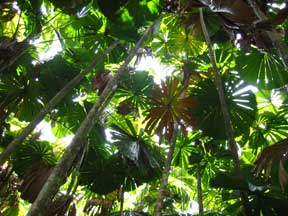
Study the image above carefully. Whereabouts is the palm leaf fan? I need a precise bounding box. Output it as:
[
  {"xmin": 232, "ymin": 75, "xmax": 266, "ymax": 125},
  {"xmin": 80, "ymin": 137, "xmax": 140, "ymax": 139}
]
[
  {"xmin": 190, "ymin": 71, "xmax": 257, "ymax": 140},
  {"xmin": 78, "ymin": 124, "xmax": 116, "ymax": 195},
  {"xmin": 236, "ymin": 48, "xmax": 288, "ymax": 90},
  {"xmin": 144, "ymin": 77, "xmax": 197, "ymax": 140},
  {"xmin": 172, "ymin": 131, "xmax": 202, "ymax": 169},
  {"xmin": 115, "ymin": 71, "xmax": 154, "ymax": 115},
  {"xmin": 254, "ymin": 137, "xmax": 288, "ymax": 191},
  {"xmin": 78, "ymin": 150, "xmax": 126, "ymax": 195},
  {"xmin": 247, "ymin": 111, "xmax": 288, "ymax": 153},
  {"xmin": 110, "ymin": 118, "xmax": 165, "ymax": 188},
  {"xmin": 39, "ymin": 55, "xmax": 80, "ymax": 103},
  {"xmin": 12, "ymin": 140, "xmax": 58, "ymax": 202}
]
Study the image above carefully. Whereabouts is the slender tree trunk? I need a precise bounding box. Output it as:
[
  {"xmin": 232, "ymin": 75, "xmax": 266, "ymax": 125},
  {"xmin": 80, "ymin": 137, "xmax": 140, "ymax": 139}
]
[
  {"xmin": 119, "ymin": 184, "xmax": 125, "ymax": 216},
  {"xmin": 154, "ymin": 125, "xmax": 177, "ymax": 216},
  {"xmin": 0, "ymin": 41, "xmax": 119, "ymax": 166},
  {"xmin": 196, "ymin": 163, "xmax": 204, "ymax": 215},
  {"xmin": 26, "ymin": 23, "xmax": 155, "ymax": 216},
  {"xmin": 199, "ymin": 8, "xmax": 252, "ymax": 216},
  {"xmin": 154, "ymin": 65, "xmax": 192, "ymax": 215},
  {"xmin": 246, "ymin": 0, "xmax": 288, "ymax": 69}
]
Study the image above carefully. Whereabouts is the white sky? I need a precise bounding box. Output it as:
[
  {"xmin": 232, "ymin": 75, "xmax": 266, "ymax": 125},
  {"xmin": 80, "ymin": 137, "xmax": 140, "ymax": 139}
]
[
  {"xmin": 35, "ymin": 121, "xmax": 74, "ymax": 147},
  {"xmin": 136, "ymin": 56, "xmax": 174, "ymax": 84}
]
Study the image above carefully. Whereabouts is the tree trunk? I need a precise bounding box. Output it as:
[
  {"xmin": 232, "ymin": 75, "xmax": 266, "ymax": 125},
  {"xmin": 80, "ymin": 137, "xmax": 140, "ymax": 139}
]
[
  {"xmin": 154, "ymin": 64, "xmax": 192, "ymax": 215},
  {"xmin": 199, "ymin": 8, "xmax": 252, "ymax": 216},
  {"xmin": 26, "ymin": 23, "xmax": 156, "ymax": 216},
  {"xmin": 197, "ymin": 163, "xmax": 204, "ymax": 215},
  {"xmin": 0, "ymin": 41, "xmax": 119, "ymax": 166},
  {"xmin": 119, "ymin": 184, "xmax": 125, "ymax": 216},
  {"xmin": 154, "ymin": 125, "xmax": 177, "ymax": 216}
]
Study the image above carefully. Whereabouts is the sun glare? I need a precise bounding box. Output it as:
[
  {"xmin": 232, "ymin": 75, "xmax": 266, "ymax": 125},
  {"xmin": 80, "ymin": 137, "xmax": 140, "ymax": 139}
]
[
  {"xmin": 271, "ymin": 89, "xmax": 283, "ymax": 107},
  {"xmin": 136, "ymin": 56, "xmax": 174, "ymax": 84},
  {"xmin": 31, "ymin": 33, "xmax": 63, "ymax": 63},
  {"xmin": 233, "ymin": 85, "xmax": 259, "ymax": 96},
  {"xmin": 105, "ymin": 128, "xmax": 114, "ymax": 143},
  {"xmin": 271, "ymin": 2, "xmax": 286, "ymax": 9},
  {"xmin": 35, "ymin": 121, "xmax": 74, "ymax": 147},
  {"xmin": 35, "ymin": 121, "xmax": 56, "ymax": 142},
  {"xmin": 12, "ymin": 1, "xmax": 21, "ymax": 13},
  {"xmin": 39, "ymin": 39, "xmax": 62, "ymax": 62}
]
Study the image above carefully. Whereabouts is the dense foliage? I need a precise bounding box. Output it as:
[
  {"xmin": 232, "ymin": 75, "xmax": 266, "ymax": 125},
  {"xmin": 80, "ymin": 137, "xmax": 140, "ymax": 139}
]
[{"xmin": 0, "ymin": 0, "xmax": 288, "ymax": 215}]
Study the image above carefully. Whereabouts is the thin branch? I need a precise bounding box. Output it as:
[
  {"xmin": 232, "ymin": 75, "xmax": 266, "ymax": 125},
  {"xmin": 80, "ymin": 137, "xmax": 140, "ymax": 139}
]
[
  {"xmin": 199, "ymin": 8, "xmax": 252, "ymax": 216},
  {"xmin": 199, "ymin": 8, "xmax": 239, "ymax": 177},
  {"xmin": 12, "ymin": 11, "xmax": 22, "ymax": 39},
  {"xmin": 197, "ymin": 163, "xmax": 204, "ymax": 215}
]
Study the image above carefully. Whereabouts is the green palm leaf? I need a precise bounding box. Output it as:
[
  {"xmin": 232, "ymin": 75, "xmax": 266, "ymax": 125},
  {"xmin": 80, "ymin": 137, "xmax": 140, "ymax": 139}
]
[
  {"xmin": 190, "ymin": 72, "xmax": 257, "ymax": 139},
  {"xmin": 236, "ymin": 48, "xmax": 288, "ymax": 90},
  {"xmin": 111, "ymin": 118, "xmax": 164, "ymax": 178},
  {"xmin": 12, "ymin": 140, "xmax": 57, "ymax": 178},
  {"xmin": 115, "ymin": 71, "xmax": 154, "ymax": 113}
]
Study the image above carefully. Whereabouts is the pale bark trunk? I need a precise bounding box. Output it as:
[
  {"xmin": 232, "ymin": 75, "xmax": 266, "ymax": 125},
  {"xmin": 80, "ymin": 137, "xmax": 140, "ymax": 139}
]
[
  {"xmin": 154, "ymin": 66, "xmax": 192, "ymax": 215},
  {"xmin": 26, "ymin": 23, "xmax": 155, "ymax": 216},
  {"xmin": 0, "ymin": 41, "xmax": 119, "ymax": 166},
  {"xmin": 197, "ymin": 163, "xmax": 204, "ymax": 215},
  {"xmin": 154, "ymin": 125, "xmax": 177, "ymax": 216},
  {"xmin": 119, "ymin": 184, "xmax": 124, "ymax": 216},
  {"xmin": 199, "ymin": 8, "xmax": 252, "ymax": 216}
]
